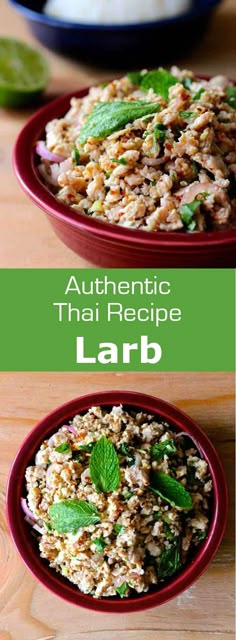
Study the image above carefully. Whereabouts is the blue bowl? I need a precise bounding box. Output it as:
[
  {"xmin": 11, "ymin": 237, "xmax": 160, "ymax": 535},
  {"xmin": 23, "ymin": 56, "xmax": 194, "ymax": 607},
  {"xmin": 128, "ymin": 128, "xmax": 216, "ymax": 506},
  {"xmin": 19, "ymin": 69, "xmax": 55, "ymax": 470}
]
[{"xmin": 9, "ymin": 0, "xmax": 222, "ymax": 67}]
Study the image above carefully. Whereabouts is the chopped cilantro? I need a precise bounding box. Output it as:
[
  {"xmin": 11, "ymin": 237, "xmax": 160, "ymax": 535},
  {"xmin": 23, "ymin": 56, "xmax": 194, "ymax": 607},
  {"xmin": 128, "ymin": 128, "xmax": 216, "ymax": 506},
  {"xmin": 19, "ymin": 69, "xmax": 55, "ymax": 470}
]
[
  {"xmin": 183, "ymin": 77, "xmax": 192, "ymax": 90},
  {"xmin": 193, "ymin": 87, "xmax": 205, "ymax": 101},
  {"xmin": 55, "ymin": 442, "xmax": 71, "ymax": 454},
  {"xmin": 111, "ymin": 157, "xmax": 127, "ymax": 165},
  {"xmin": 226, "ymin": 86, "xmax": 236, "ymax": 109},
  {"xmin": 179, "ymin": 110, "xmax": 197, "ymax": 119},
  {"xmin": 116, "ymin": 582, "xmax": 129, "ymax": 598},
  {"xmin": 153, "ymin": 123, "xmax": 166, "ymax": 141},
  {"xmin": 71, "ymin": 147, "xmax": 80, "ymax": 165},
  {"xmin": 180, "ymin": 198, "xmax": 202, "ymax": 229},
  {"xmin": 113, "ymin": 524, "xmax": 125, "ymax": 535},
  {"xmin": 93, "ymin": 537, "xmax": 106, "ymax": 552}
]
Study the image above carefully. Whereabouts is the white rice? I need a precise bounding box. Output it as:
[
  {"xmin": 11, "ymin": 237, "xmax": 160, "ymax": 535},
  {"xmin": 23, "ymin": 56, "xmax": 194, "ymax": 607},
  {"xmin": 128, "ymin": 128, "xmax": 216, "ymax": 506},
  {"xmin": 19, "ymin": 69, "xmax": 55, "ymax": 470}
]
[{"xmin": 44, "ymin": 0, "xmax": 192, "ymax": 25}]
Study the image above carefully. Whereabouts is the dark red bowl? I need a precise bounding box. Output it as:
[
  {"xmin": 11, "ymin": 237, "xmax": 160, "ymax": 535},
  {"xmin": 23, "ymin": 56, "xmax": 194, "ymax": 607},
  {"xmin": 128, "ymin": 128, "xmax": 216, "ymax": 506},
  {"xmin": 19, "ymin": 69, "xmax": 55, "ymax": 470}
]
[
  {"xmin": 13, "ymin": 85, "xmax": 236, "ymax": 267},
  {"xmin": 6, "ymin": 390, "xmax": 228, "ymax": 613}
]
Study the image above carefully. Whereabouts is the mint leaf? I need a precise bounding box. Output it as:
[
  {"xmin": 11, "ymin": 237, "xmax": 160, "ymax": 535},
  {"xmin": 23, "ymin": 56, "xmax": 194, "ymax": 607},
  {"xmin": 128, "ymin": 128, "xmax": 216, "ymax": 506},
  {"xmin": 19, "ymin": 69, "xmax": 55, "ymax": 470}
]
[
  {"xmin": 72, "ymin": 451, "xmax": 81, "ymax": 461},
  {"xmin": 158, "ymin": 542, "xmax": 182, "ymax": 578},
  {"xmin": 90, "ymin": 436, "xmax": 120, "ymax": 493},
  {"xmin": 180, "ymin": 198, "xmax": 201, "ymax": 229},
  {"xmin": 113, "ymin": 524, "xmax": 124, "ymax": 535},
  {"xmin": 116, "ymin": 582, "xmax": 129, "ymax": 598},
  {"xmin": 141, "ymin": 69, "xmax": 178, "ymax": 100},
  {"xmin": 93, "ymin": 536, "xmax": 106, "ymax": 552},
  {"xmin": 151, "ymin": 471, "xmax": 193, "ymax": 510},
  {"xmin": 226, "ymin": 86, "xmax": 236, "ymax": 110},
  {"xmin": 55, "ymin": 442, "xmax": 71, "ymax": 454},
  {"xmin": 151, "ymin": 439, "xmax": 176, "ymax": 461},
  {"xmin": 127, "ymin": 70, "xmax": 142, "ymax": 86},
  {"xmin": 79, "ymin": 101, "xmax": 160, "ymax": 144},
  {"xmin": 49, "ymin": 500, "xmax": 100, "ymax": 533},
  {"xmin": 193, "ymin": 87, "xmax": 205, "ymax": 101}
]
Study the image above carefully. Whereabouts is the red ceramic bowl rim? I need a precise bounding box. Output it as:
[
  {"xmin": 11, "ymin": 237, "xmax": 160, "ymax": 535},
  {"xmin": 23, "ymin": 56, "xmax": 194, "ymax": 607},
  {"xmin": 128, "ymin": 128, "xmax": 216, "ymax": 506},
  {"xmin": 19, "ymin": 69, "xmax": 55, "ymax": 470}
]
[
  {"xmin": 6, "ymin": 390, "xmax": 228, "ymax": 613},
  {"xmin": 13, "ymin": 79, "xmax": 236, "ymax": 250}
]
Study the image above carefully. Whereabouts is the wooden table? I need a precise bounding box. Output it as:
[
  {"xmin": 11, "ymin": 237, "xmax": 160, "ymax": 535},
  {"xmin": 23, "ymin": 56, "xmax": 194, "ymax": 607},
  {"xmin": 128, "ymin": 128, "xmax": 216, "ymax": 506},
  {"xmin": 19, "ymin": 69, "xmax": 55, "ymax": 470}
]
[
  {"xmin": 0, "ymin": 0, "xmax": 236, "ymax": 267},
  {"xmin": 0, "ymin": 372, "xmax": 235, "ymax": 640}
]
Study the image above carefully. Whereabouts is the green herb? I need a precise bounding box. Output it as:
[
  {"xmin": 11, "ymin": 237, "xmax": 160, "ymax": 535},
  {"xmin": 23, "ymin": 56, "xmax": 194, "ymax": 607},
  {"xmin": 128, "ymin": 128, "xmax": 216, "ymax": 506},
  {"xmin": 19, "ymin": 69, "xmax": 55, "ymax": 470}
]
[
  {"xmin": 111, "ymin": 157, "xmax": 127, "ymax": 165},
  {"xmin": 123, "ymin": 490, "xmax": 132, "ymax": 500},
  {"xmin": 180, "ymin": 198, "xmax": 202, "ymax": 229},
  {"xmin": 71, "ymin": 146, "xmax": 80, "ymax": 165},
  {"xmin": 113, "ymin": 524, "xmax": 125, "ymax": 535},
  {"xmin": 196, "ymin": 531, "xmax": 207, "ymax": 543},
  {"xmin": 116, "ymin": 582, "xmax": 129, "ymax": 598},
  {"xmin": 79, "ymin": 442, "xmax": 95, "ymax": 453},
  {"xmin": 151, "ymin": 471, "xmax": 193, "ymax": 510},
  {"xmin": 151, "ymin": 180, "xmax": 157, "ymax": 187},
  {"xmin": 101, "ymin": 81, "xmax": 108, "ymax": 88},
  {"xmin": 183, "ymin": 77, "xmax": 192, "ymax": 90},
  {"xmin": 226, "ymin": 86, "xmax": 236, "ymax": 109},
  {"xmin": 179, "ymin": 110, "xmax": 197, "ymax": 119},
  {"xmin": 192, "ymin": 160, "xmax": 198, "ymax": 177},
  {"xmin": 153, "ymin": 123, "xmax": 166, "ymax": 141},
  {"xmin": 153, "ymin": 511, "xmax": 161, "ymax": 520},
  {"xmin": 158, "ymin": 542, "xmax": 182, "ymax": 578},
  {"xmin": 164, "ymin": 522, "xmax": 175, "ymax": 540},
  {"xmin": 193, "ymin": 87, "xmax": 205, "ymax": 101},
  {"xmin": 55, "ymin": 442, "xmax": 71, "ymax": 454},
  {"xmin": 90, "ymin": 436, "xmax": 120, "ymax": 493},
  {"xmin": 89, "ymin": 200, "xmax": 103, "ymax": 213},
  {"xmin": 44, "ymin": 520, "xmax": 52, "ymax": 531},
  {"xmin": 140, "ymin": 68, "xmax": 178, "ymax": 100},
  {"xmin": 151, "ymin": 438, "xmax": 176, "ymax": 461},
  {"xmin": 49, "ymin": 500, "xmax": 100, "ymax": 533},
  {"xmin": 79, "ymin": 101, "xmax": 160, "ymax": 144},
  {"xmin": 119, "ymin": 443, "xmax": 135, "ymax": 466},
  {"xmin": 93, "ymin": 537, "xmax": 106, "ymax": 552},
  {"xmin": 127, "ymin": 70, "xmax": 143, "ymax": 86},
  {"xmin": 72, "ymin": 451, "xmax": 81, "ymax": 461}
]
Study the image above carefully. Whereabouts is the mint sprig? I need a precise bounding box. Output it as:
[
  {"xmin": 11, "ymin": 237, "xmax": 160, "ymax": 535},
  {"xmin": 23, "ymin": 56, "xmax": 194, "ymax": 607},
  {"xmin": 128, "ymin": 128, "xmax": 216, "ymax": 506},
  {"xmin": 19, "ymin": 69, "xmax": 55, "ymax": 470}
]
[
  {"xmin": 180, "ymin": 198, "xmax": 202, "ymax": 230},
  {"xmin": 90, "ymin": 436, "xmax": 120, "ymax": 493},
  {"xmin": 49, "ymin": 500, "xmax": 100, "ymax": 533},
  {"xmin": 79, "ymin": 101, "xmax": 160, "ymax": 144},
  {"xmin": 151, "ymin": 471, "xmax": 193, "ymax": 510}
]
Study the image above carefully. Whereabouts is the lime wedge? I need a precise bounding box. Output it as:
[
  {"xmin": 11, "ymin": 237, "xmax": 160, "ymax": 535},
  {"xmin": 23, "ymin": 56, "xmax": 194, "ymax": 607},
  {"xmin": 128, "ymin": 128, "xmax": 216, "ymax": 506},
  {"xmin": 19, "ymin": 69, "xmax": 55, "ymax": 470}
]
[{"xmin": 0, "ymin": 38, "xmax": 49, "ymax": 107}]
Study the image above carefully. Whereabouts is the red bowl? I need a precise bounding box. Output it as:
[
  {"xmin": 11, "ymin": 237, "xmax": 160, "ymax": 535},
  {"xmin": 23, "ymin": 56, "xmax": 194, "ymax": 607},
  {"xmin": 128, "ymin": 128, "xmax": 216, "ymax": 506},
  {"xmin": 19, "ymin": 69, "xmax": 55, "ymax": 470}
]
[
  {"xmin": 13, "ymin": 85, "xmax": 236, "ymax": 267},
  {"xmin": 6, "ymin": 390, "xmax": 228, "ymax": 613}
]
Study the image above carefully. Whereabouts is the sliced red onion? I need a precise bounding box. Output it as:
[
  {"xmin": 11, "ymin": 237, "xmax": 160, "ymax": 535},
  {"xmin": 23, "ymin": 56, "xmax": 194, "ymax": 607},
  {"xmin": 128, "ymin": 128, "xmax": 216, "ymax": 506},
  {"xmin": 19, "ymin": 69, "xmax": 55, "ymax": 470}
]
[
  {"xmin": 21, "ymin": 497, "xmax": 37, "ymax": 521},
  {"xmin": 24, "ymin": 516, "xmax": 44, "ymax": 535},
  {"xmin": 36, "ymin": 140, "xmax": 66, "ymax": 163},
  {"xmin": 64, "ymin": 424, "xmax": 77, "ymax": 435},
  {"xmin": 176, "ymin": 181, "xmax": 220, "ymax": 204},
  {"xmin": 59, "ymin": 158, "xmax": 71, "ymax": 173},
  {"xmin": 174, "ymin": 432, "xmax": 203, "ymax": 458},
  {"xmin": 38, "ymin": 162, "xmax": 60, "ymax": 187}
]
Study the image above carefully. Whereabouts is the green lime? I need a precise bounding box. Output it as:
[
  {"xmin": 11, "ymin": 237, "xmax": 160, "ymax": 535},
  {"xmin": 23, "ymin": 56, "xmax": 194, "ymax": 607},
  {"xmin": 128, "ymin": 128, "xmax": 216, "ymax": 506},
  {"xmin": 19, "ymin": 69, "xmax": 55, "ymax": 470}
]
[{"xmin": 0, "ymin": 38, "xmax": 49, "ymax": 107}]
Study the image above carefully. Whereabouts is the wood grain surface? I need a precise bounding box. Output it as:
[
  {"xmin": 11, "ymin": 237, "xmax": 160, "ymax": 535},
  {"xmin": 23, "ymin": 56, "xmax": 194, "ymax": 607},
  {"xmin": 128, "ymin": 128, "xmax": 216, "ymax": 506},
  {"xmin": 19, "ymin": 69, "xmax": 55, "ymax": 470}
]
[
  {"xmin": 0, "ymin": 0, "xmax": 236, "ymax": 267},
  {"xmin": 0, "ymin": 372, "xmax": 235, "ymax": 639}
]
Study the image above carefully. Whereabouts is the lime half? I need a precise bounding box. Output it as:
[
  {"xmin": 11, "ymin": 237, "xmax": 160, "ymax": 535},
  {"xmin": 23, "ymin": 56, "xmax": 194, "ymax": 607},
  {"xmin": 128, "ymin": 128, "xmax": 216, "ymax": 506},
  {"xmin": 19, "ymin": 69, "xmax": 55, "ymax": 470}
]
[{"xmin": 0, "ymin": 38, "xmax": 49, "ymax": 107}]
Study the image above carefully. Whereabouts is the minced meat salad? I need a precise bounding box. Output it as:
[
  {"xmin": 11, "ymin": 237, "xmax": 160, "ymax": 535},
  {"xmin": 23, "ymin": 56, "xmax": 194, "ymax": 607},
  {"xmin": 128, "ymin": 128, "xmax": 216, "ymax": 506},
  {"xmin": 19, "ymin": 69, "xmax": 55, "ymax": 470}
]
[
  {"xmin": 21, "ymin": 405, "xmax": 212, "ymax": 598},
  {"xmin": 36, "ymin": 67, "xmax": 236, "ymax": 233}
]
